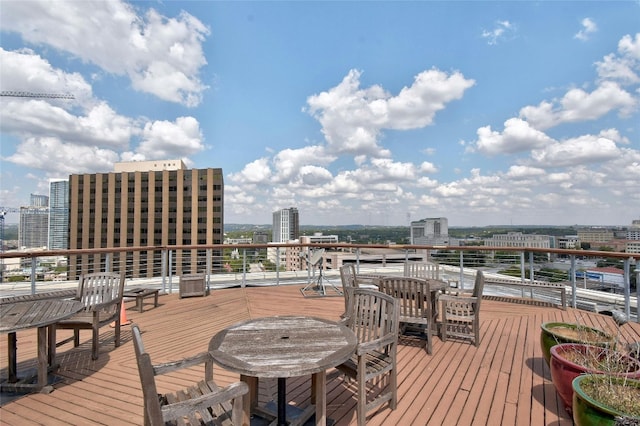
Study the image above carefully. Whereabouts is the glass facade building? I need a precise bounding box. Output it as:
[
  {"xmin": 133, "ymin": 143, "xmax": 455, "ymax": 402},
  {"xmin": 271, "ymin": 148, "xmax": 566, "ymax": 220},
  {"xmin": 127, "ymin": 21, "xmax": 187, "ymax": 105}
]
[{"xmin": 48, "ymin": 179, "xmax": 69, "ymax": 250}]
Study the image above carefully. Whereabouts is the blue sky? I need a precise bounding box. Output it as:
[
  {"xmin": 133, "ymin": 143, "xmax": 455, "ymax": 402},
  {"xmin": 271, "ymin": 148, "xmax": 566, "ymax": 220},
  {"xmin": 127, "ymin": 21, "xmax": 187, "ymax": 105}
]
[{"xmin": 1, "ymin": 1, "xmax": 639, "ymax": 227}]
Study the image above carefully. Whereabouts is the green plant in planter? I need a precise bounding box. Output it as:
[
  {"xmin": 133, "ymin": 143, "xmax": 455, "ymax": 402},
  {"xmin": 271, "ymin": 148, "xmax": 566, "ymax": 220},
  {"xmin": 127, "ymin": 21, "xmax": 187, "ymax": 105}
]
[
  {"xmin": 541, "ymin": 321, "xmax": 614, "ymax": 365},
  {"xmin": 550, "ymin": 343, "xmax": 640, "ymax": 414},
  {"xmin": 568, "ymin": 311, "xmax": 640, "ymax": 425},
  {"xmin": 572, "ymin": 375, "xmax": 640, "ymax": 425}
]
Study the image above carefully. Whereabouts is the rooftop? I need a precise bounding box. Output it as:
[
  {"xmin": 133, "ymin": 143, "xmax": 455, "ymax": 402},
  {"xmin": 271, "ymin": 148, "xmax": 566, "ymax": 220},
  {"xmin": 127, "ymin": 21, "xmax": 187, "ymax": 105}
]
[{"xmin": 1, "ymin": 284, "xmax": 639, "ymax": 425}]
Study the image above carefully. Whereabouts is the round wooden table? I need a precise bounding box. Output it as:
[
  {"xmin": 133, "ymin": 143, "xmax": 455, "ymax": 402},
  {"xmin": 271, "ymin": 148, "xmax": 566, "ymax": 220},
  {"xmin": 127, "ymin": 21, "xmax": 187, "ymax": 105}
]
[
  {"xmin": 209, "ymin": 316, "xmax": 357, "ymax": 426},
  {"xmin": 1, "ymin": 299, "xmax": 84, "ymax": 392}
]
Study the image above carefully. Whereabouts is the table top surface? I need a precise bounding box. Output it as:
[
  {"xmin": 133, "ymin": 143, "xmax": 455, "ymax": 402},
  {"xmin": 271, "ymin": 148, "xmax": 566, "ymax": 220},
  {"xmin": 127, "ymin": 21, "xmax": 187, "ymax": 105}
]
[
  {"xmin": 0, "ymin": 299, "xmax": 84, "ymax": 333},
  {"xmin": 209, "ymin": 316, "xmax": 357, "ymax": 378}
]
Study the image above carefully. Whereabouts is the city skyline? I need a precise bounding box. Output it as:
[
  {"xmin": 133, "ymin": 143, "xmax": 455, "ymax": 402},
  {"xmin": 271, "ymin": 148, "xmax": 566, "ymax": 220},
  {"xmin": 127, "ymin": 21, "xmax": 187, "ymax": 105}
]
[{"xmin": 1, "ymin": 1, "xmax": 639, "ymax": 227}]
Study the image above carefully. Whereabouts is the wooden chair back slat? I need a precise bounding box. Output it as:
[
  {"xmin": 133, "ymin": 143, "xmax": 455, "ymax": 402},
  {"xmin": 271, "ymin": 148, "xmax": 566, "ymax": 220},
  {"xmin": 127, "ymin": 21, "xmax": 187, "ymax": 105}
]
[
  {"xmin": 339, "ymin": 264, "xmax": 357, "ymax": 317},
  {"xmin": 132, "ymin": 324, "xmax": 248, "ymax": 426},
  {"xmin": 377, "ymin": 276, "xmax": 436, "ymax": 353},
  {"xmin": 440, "ymin": 271, "xmax": 485, "ymax": 347},
  {"xmin": 56, "ymin": 271, "xmax": 125, "ymax": 360},
  {"xmin": 338, "ymin": 288, "xmax": 399, "ymax": 426},
  {"xmin": 404, "ymin": 261, "xmax": 440, "ymax": 280}
]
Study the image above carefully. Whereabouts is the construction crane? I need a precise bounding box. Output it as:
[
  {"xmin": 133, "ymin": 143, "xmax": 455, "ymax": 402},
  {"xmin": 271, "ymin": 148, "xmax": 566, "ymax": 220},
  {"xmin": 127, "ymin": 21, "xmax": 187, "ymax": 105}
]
[{"xmin": 1, "ymin": 90, "xmax": 75, "ymax": 100}]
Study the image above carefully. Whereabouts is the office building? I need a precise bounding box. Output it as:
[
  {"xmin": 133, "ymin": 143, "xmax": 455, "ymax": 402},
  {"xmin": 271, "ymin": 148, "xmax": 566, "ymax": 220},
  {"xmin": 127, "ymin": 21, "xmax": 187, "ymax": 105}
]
[
  {"xmin": 272, "ymin": 207, "xmax": 299, "ymax": 243},
  {"xmin": 577, "ymin": 228, "xmax": 615, "ymax": 244},
  {"xmin": 485, "ymin": 232, "xmax": 551, "ymax": 249},
  {"xmin": 253, "ymin": 230, "xmax": 270, "ymax": 244},
  {"xmin": 48, "ymin": 179, "xmax": 69, "ymax": 250},
  {"xmin": 410, "ymin": 217, "xmax": 449, "ymax": 246},
  {"xmin": 557, "ymin": 235, "xmax": 580, "ymax": 250},
  {"xmin": 68, "ymin": 160, "xmax": 223, "ymax": 279},
  {"xmin": 19, "ymin": 194, "xmax": 49, "ymax": 249}
]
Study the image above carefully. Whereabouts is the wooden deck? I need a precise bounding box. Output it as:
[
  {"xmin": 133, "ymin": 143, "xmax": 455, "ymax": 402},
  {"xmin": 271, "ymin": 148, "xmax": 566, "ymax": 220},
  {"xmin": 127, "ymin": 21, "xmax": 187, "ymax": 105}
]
[{"xmin": 1, "ymin": 285, "xmax": 639, "ymax": 425}]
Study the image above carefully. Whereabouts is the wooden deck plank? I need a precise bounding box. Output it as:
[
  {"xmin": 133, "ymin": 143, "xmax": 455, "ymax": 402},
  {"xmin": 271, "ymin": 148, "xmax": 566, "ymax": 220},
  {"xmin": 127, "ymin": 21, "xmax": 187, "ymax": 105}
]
[{"xmin": 1, "ymin": 285, "xmax": 639, "ymax": 426}]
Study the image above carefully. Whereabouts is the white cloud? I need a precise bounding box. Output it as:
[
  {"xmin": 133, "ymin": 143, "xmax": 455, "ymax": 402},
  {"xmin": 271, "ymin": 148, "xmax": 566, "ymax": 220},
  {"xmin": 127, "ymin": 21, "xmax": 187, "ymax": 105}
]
[
  {"xmin": 519, "ymin": 82, "xmax": 636, "ymax": 130},
  {"xmin": 272, "ymin": 146, "xmax": 335, "ymax": 182},
  {"xmin": 530, "ymin": 133, "xmax": 621, "ymax": 167},
  {"xmin": 574, "ymin": 18, "xmax": 598, "ymax": 41},
  {"xmin": 0, "ymin": 1, "xmax": 209, "ymax": 106},
  {"xmin": 137, "ymin": 116, "xmax": 204, "ymax": 159},
  {"xmin": 475, "ymin": 118, "xmax": 554, "ymax": 155},
  {"xmin": 5, "ymin": 137, "xmax": 119, "ymax": 175},
  {"xmin": 0, "ymin": 48, "xmax": 93, "ymax": 103},
  {"xmin": 505, "ymin": 165, "xmax": 546, "ymax": 179},
  {"xmin": 298, "ymin": 166, "xmax": 333, "ymax": 186},
  {"xmin": 1, "ymin": 99, "xmax": 133, "ymax": 148},
  {"xmin": 419, "ymin": 162, "xmax": 438, "ymax": 174},
  {"xmin": 619, "ymin": 33, "xmax": 640, "ymax": 60},
  {"xmin": 305, "ymin": 68, "xmax": 474, "ymax": 157},
  {"xmin": 481, "ymin": 20, "xmax": 515, "ymax": 45},
  {"xmin": 596, "ymin": 33, "xmax": 640, "ymax": 85},
  {"xmin": 229, "ymin": 158, "xmax": 272, "ymax": 184}
]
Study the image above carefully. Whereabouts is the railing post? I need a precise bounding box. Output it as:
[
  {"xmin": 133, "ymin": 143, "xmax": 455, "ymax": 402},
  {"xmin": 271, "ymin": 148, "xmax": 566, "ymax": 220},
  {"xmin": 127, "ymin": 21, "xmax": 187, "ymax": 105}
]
[
  {"xmin": 570, "ymin": 255, "xmax": 577, "ymax": 308},
  {"xmin": 276, "ymin": 247, "xmax": 280, "ymax": 286},
  {"xmin": 242, "ymin": 249, "xmax": 247, "ymax": 288},
  {"xmin": 623, "ymin": 257, "xmax": 631, "ymax": 321},
  {"xmin": 306, "ymin": 246, "xmax": 311, "ymax": 283},
  {"xmin": 168, "ymin": 249, "xmax": 173, "ymax": 294},
  {"xmin": 30, "ymin": 257, "xmax": 36, "ymax": 295},
  {"xmin": 161, "ymin": 249, "xmax": 167, "ymax": 293},
  {"xmin": 635, "ymin": 259, "xmax": 640, "ymax": 323},
  {"xmin": 356, "ymin": 248, "xmax": 361, "ymax": 273},
  {"xmin": 528, "ymin": 252, "xmax": 534, "ymax": 283},
  {"xmin": 105, "ymin": 253, "xmax": 111, "ymax": 273},
  {"xmin": 459, "ymin": 251, "xmax": 464, "ymax": 291},
  {"xmin": 206, "ymin": 248, "xmax": 211, "ymax": 292}
]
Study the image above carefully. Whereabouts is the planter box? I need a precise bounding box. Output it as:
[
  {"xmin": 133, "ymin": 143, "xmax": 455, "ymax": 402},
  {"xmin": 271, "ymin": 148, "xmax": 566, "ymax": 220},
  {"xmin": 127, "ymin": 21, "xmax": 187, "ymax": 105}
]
[{"xmin": 179, "ymin": 274, "xmax": 207, "ymax": 298}]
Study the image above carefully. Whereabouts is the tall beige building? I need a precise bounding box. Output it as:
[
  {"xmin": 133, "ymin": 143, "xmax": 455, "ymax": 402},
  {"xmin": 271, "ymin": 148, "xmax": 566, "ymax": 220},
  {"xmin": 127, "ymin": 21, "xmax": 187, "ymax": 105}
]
[{"xmin": 68, "ymin": 160, "xmax": 223, "ymax": 279}]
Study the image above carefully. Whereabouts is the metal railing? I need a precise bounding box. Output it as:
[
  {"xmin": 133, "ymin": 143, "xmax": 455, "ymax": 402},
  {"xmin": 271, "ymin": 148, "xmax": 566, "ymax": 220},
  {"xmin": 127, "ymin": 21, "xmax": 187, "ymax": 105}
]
[{"xmin": 1, "ymin": 243, "xmax": 638, "ymax": 322}]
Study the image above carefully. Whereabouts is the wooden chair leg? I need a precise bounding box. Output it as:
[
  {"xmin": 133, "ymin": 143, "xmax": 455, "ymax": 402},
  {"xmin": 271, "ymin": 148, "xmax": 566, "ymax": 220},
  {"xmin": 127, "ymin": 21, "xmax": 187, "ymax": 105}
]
[
  {"xmin": 115, "ymin": 318, "xmax": 121, "ymax": 348},
  {"xmin": 73, "ymin": 329, "xmax": 80, "ymax": 347},
  {"xmin": 357, "ymin": 376, "xmax": 366, "ymax": 426},
  {"xmin": 474, "ymin": 321, "xmax": 480, "ymax": 347},
  {"xmin": 92, "ymin": 325, "xmax": 99, "ymax": 360},
  {"xmin": 390, "ymin": 366, "xmax": 397, "ymax": 410}
]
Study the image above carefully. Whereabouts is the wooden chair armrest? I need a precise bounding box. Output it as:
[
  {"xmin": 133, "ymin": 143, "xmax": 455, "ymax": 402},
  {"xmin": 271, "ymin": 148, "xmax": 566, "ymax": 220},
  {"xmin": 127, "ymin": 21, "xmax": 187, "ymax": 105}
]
[
  {"xmin": 153, "ymin": 351, "xmax": 212, "ymax": 375},
  {"xmin": 356, "ymin": 334, "xmax": 396, "ymax": 355},
  {"xmin": 91, "ymin": 297, "xmax": 122, "ymax": 311},
  {"xmin": 440, "ymin": 294, "xmax": 478, "ymax": 304},
  {"xmin": 161, "ymin": 381, "xmax": 249, "ymax": 422}
]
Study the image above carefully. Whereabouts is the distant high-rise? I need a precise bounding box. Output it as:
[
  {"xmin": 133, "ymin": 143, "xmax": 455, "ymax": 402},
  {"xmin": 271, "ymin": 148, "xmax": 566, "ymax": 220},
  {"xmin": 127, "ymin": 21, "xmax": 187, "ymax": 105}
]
[
  {"xmin": 410, "ymin": 217, "xmax": 449, "ymax": 246},
  {"xmin": 48, "ymin": 179, "xmax": 69, "ymax": 250},
  {"xmin": 68, "ymin": 160, "xmax": 224, "ymax": 279},
  {"xmin": 272, "ymin": 207, "xmax": 299, "ymax": 243},
  {"xmin": 19, "ymin": 194, "xmax": 49, "ymax": 249}
]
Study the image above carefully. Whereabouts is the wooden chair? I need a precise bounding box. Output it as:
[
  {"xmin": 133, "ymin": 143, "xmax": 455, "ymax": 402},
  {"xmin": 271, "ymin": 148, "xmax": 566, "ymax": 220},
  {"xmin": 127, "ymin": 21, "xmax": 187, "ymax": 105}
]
[
  {"xmin": 377, "ymin": 276, "xmax": 437, "ymax": 354},
  {"xmin": 339, "ymin": 264, "xmax": 357, "ymax": 318},
  {"xmin": 56, "ymin": 272, "xmax": 125, "ymax": 360},
  {"xmin": 336, "ymin": 288, "xmax": 399, "ymax": 426},
  {"xmin": 404, "ymin": 261, "xmax": 440, "ymax": 280},
  {"xmin": 439, "ymin": 270, "xmax": 485, "ymax": 347},
  {"xmin": 131, "ymin": 324, "xmax": 248, "ymax": 426}
]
